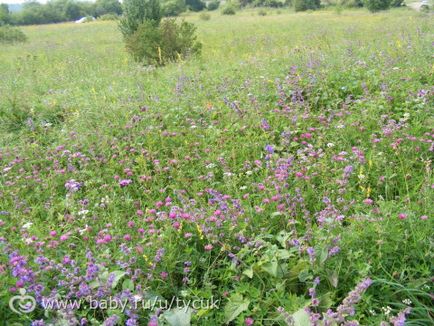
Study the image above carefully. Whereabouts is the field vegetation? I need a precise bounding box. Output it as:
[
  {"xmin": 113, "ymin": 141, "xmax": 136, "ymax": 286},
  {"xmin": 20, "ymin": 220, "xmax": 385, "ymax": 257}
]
[{"xmin": 0, "ymin": 7, "xmax": 433, "ymax": 326}]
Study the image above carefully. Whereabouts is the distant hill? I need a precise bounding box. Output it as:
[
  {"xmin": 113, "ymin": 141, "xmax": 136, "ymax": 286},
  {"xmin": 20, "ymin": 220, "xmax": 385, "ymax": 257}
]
[{"xmin": 6, "ymin": 3, "xmax": 24, "ymax": 12}]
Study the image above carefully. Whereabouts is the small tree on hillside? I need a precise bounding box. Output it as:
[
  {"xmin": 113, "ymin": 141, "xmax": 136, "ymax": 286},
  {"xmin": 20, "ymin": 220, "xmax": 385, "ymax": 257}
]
[
  {"xmin": 363, "ymin": 0, "xmax": 390, "ymax": 11},
  {"xmin": 119, "ymin": 0, "xmax": 161, "ymax": 38},
  {"xmin": 0, "ymin": 4, "xmax": 11, "ymax": 25},
  {"xmin": 294, "ymin": 0, "xmax": 321, "ymax": 11},
  {"xmin": 121, "ymin": 0, "xmax": 202, "ymax": 66},
  {"xmin": 95, "ymin": 0, "xmax": 123, "ymax": 16}
]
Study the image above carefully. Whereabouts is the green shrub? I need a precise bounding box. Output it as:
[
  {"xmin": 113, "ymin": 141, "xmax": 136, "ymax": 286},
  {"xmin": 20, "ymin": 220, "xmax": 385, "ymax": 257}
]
[
  {"xmin": 258, "ymin": 8, "xmax": 267, "ymax": 15},
  {"xmin": 98, "ymin": 13, "xmax": 119, "ymax": 20},
  {"xmin": 162, "ymin": 0, "xmax": 186, "ymax": 16},
  {"xmin": 260, "ymin": 0, "xmax": 285, "ymax": 7},
  {"xmin": 207, "ymin": 0, "xmax": 220, "ymax": 10},
  {"xmin": 0, "ymin": 4, "xmax": 11, "ymax": 25},
  {"xmin": 186, "ymin": 0, "xmax": 206, "ymax": 11},
  {"xmin": 363, "ymin": 0, "xmax": 390, "ymax": 11},
  {"xmin": 389, "ymin": 0, "xmax": 404, "ymax": 6},
  {"xmin": 95, "ymin": 0, "xmax": 123, "ymax": 16},
  {"xmin": 119, "ymin": 0, "xmax": 161, "ymax": 38},
  {"xmin": 0, "ymin": 25, "xmax": 27, "ymax": 44},
  {"xmin": 420, "ymin": 4, "xmax": 430, "ymax": 12},
  {"xmin": 199, "ymin": 12, "xmax": 211, "ymax": 20},
  {"xmin": 222, "ymin": 5, "xmax": 236, "ymax": 14},
  {"xmin": 125, "ymin": 18, "xmax": 202, "ymax": 65},
  {"xmin": 344, "ymin": 0, "xmax": 364, "ymax": 7},
  {"xmin": 293, "ymin": 0, "xmax": 320, "ymax": 11}
]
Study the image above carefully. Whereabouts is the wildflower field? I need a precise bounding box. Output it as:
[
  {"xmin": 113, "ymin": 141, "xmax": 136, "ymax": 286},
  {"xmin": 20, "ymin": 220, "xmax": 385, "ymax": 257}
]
[{"xmin": 0, "ymin": 8, "xmax": 433, "ymax": 326}]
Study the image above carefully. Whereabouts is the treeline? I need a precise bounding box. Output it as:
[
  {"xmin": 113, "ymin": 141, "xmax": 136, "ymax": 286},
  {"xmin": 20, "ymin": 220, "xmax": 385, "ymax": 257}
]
[
  {"xmin": 0, "ymin": 0, "xmax": 122, "ymax": 26},
  {"xmin": 0, "ymin": 0, "xmax": 408, "ymax": 26}
]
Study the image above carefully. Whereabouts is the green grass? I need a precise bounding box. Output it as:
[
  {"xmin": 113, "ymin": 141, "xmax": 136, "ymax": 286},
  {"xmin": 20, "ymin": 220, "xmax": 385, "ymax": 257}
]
[{"xmin": 0, "ymin": 8, "xmax": 433, "ymax": 325}]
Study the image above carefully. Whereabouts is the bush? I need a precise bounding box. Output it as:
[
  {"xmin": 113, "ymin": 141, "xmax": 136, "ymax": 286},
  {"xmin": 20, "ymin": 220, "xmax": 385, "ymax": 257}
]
[
  {"xmin": 98, "ymin": 13, "xmax": 119, "ymax": 20},
  {"xmin": 186, "ymin": 0, "xmax": 206, "ymax": 11},
  {"xmin": 95, "ymin": 0, "xmax": 123, "ymax": 17},
  {"xmin": 119, "ymin": 0, "xmax": 161, "ymax": 38},
  {"xmin": 162, "ymin": 0, "xmax": 186, "ymax": 16},
  {"xmin": 258, "ymin": 8, "xmax": 267, "ymax": 15},
  {"xmin": 342, "ymin": 0, "xmax": 364, "ymax": 7},
  {"xmin": 199, "ymin": 12, "xmax": 211, "ymax": 20},
  {"xmin": 420, "ymin": 4, "xmax": 430, "ymax": 12},
  {"xmin": 390, "ymin": 0, "xmax": 404, "ymax": 6},
  {"xmin": 0, "ymin": 4, "xmax": 11, "ymax": 25},
  {"xmin": 125, "ymin": 18, "xmax": 202, "ymax": 65},
  {"xmin": 207, "ymin": 0, "xmax": 220, "ymax": 10},
  {"xmin": 0, "ymin": 25, "xmax": 27, "ymax": 44},
  {"xmin": 221, "ymin": 5, "xmax": 236, "ymax": 14},
  {"xmin": 293, "ymin": 0, "xmax": 320, "ymax": 11},
  {"xmin": 363, "ymin": 0, "xmax": 390, "ymax": 11}
]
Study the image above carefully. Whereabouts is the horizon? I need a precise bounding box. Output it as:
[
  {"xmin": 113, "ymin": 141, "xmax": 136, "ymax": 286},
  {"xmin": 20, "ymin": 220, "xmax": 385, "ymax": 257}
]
[
  {"xmin": 0, "ymin": 0, "xmax": 47, "ymax": 3},
  {"xmin": 0, "ymin": 0, "xmax": 99, "ymax": 4}
]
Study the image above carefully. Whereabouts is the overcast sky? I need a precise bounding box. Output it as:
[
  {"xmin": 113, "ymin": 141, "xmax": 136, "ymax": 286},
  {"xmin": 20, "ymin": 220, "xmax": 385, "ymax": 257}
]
[{"xmin": 0, "ymin": 0, "xmax": 48, "ymax": 3}]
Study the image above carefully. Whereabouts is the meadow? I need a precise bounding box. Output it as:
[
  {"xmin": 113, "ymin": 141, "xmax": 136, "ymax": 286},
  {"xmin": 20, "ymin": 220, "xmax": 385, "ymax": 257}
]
[{"xmin": 0, "ymin": 7, "xmax": 433, "ymax": 325}]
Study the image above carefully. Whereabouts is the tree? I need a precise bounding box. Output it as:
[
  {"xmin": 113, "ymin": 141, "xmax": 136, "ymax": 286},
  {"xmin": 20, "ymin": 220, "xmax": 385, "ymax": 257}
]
[
  {"xmin": 119, "ymin": 0, "xmax": 161, "ymax": 38},
  {"xmin": 293, "ymin": 0, "xmax": 320, "ymax": 11},
  {"xmin": 95, "ymin": 0, "xmax": 122, "ymax": 17},
  {"xmin": 186, "ymin": 0, "xmax": 206, "ymax": 11},
  {"xmin": 64, "ymin": 0, "xmax": 83, "ymax": 20},
  {"xmin": 0, "ymin": 4, "xmax": 10, "ymax": 25},
  {"xmin": 363, "ymin": 0, "xmax": 390, "ymax": 11},
  {"xmin": 162, "ymin": 0, "xmax": 187, "ymax": 17}
]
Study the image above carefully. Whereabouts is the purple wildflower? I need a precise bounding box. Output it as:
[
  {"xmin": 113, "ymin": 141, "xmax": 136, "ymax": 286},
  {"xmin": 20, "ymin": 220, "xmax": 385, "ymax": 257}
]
[
  {"xmin": 119, "ymin": 179, "xmax": 132, "ymax": 187},
  {"xmin": 65, "ymin": 179, "xmax": 82, "ymax": 192}
]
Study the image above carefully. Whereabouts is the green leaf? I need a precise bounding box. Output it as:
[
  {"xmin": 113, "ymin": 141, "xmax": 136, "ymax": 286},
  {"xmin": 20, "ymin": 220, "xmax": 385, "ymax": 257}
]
[
  {"xmin": 328, "ymin": 270, "xmax": 339, "ymax": 288},
  {"xmin": 243, "ymin": 267, "xmax": 253, "ymax": 279},
  {"xmin": 276, "ymin": 231, "xmax": 292, "ymax": 248},
  {"xmin": 277, "ymin": 249, "xmax": 294, "ymax": 260},
  {"xmin": 224, "ymin": 294, "xmax": 250, "ymax": 323},
  {"xmin": 110, "ymin": 271, "xmax": 126, "ymax": 289},
  {"xmin": 298, "ymin": 269, "xmax": 312, "ymax": 283},
  {"xmin": 89, "ymin": 280, "xmax": 100, "ymax": 289},
  {"xmin": 261, "ymin": 259, "xmax": 278, "ymax": 277},
  {"xmin": 122, "ymin": 279, "xmax": 134, "ymax": 291},
  {"xmin": 164, "ymin": 307, "xmax": 192, "ymax": 326},
  {"xmin": 292, "ymin": 308, "xmax": 310, "ymax": 326},
  {"xmin": 319, "ymin": 247, "xmax": 328, "ymax": 265}
]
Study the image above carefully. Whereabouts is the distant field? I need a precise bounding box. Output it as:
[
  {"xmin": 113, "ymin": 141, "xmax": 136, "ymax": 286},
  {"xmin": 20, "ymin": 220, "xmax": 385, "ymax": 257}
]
[{"xmin": 0, "ymin": 8, "xmax": 433, "ymax": 325}]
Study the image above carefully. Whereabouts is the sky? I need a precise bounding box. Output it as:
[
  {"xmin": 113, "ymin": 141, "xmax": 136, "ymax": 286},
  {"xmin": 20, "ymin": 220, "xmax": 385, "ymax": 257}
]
[{"xmin": 0, "ymin": 0, "xmax": 47, "ymax": 3}]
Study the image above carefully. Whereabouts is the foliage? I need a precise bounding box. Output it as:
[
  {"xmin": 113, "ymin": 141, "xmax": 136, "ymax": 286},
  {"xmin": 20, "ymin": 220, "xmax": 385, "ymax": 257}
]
[
  {"xmin": 7, "ymin": 0, "xmax": 121, "ymax": 25},
  {"xmin": 0, "ymin": 9, "xmax": 433, "ymax": 325},
  {"xmin": 186, "ymin": 0, "xmax": 206, "ymax": 11},
  {"xmin": 323, "ymin": 0, "xmax": 364, "ymax": 7},
  {"xmin": 222, "ymin": 5, "xmax": 237, "ymax": 14},
  {"xmin": 258, "ymin": 8, "xmax": 268, "ymax": 15},
  {"xmin": 98, "ymin": 13, "xmax": 119, "ymax": 20},
  {"xmin": 0, "ymin": 25, "xmax": 27, "ymax": 43},
  {"xmin": 119, "ymin": 0, "xmax": 161, "ymax": 38},
  {"xmin": 294, "ymin": 0, "xmax": 321, "ymax": 11},
  {"xmin": 207, "ymin": 0, "xmax": 221, "ymax": 10},
  {"xmin": 420, "ymin": 4, "xmax": 430, "ymax": 12},
  {"xmin": 95, "ymin": 0, "xmax": 123, "ymax": 16},
  {"xmin": 363, "ymin": 0, "xmax": 390, "ymax": 11},
  {"xmin": 254, "ymin": 0, "xmax": 286, "ymax": 7},
  {"xmin": 126, "ymin": 18, "xmax": 202, "ymax": 65},
  {"xmin": 389, "ymin": 0, "xmax": 404, "ymax": 7},
  {"xmin": 199, "ymin": 12, "xmax": 211, "ymax": 20},
  {"xmin": 0, "ymin": 4, "xmax": 10, "ymax": 25},
  {"xmin": 162, "ymin": 0, "xmax": 187, "ymax": 17}
]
